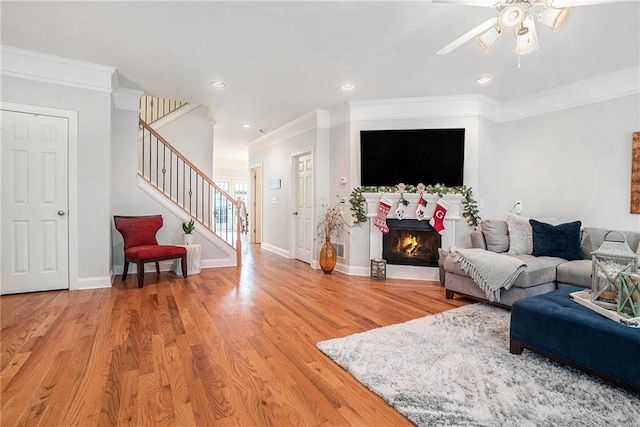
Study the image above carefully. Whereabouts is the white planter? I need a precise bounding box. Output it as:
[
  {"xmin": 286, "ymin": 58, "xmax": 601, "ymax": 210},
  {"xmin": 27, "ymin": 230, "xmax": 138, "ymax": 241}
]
[{"xmin": 183, "ymin": 233, "xmax": 194, "ymax": 245}]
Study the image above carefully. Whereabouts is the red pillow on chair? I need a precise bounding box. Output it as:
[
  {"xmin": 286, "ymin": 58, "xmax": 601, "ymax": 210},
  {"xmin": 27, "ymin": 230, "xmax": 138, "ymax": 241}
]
[{"xmin": 126, "ymin": 245, "xmax": 187, "ymax": 259}]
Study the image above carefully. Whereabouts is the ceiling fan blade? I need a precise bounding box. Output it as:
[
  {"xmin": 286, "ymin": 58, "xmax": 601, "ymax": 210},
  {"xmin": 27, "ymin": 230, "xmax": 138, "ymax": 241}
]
[
  {"xmin": 551, "ymin": 0, "xmax": 639, "ymax": 6},
  {"xmin": 437, "ymin": 17, "xmax": 499, "ymax": 55},
  {"xmin": 432, "ymin": 0, "xmax": 498, "ymax": 6}
]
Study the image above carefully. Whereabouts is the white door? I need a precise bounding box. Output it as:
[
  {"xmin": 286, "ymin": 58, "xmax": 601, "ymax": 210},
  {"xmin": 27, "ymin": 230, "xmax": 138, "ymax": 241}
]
[
  {"xmin": 295, "ymin": 153, "xmax": 313, "ymax": 264},
  {"xmin": 1, "ymin": 110, "xmax": 69, "ymax": 294},
  {"xmin": 250, "ymin": 166, "xmax": 262, "ymax": 244}
]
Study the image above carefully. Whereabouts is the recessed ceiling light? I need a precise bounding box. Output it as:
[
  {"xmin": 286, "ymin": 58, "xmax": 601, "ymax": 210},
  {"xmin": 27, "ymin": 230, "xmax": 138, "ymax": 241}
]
[
  {"xmin": 476, "ymin": 76, "xmax": 492, "ymax": 84},
  {"xmin": 242, "ymin": 123, "xmax": 251, "ymax": 128},
  {"xmin": 210, "ymin": 80, "xmax": 226, "ymax": 88},
  {"xmin": 342, "ymin": 83, "xmax": 355, "ymax": 91}
]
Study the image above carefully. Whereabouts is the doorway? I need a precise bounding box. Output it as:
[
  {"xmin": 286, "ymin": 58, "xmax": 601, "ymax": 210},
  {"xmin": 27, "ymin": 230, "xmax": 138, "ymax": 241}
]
[{"xmin": 1, "ymin": 108, "xmax": 72, "ymax": 294}]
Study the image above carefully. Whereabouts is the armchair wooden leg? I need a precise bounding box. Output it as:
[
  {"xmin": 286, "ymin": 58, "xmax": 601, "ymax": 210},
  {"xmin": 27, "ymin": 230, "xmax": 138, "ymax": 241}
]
[
  {"xmin": 122, "ymin": 261, "xmax": 129, "ymax": 280},
  {"xmin": 155, "ymin": 261, "xmax": 160, "ymax": 274},
  {"xmin": 181, "ymin": 254, "xmax": 188, "ymax": 278},
  {"xmin": 137, "ymin": 261, "xmax": 145, "ymax": 288}
]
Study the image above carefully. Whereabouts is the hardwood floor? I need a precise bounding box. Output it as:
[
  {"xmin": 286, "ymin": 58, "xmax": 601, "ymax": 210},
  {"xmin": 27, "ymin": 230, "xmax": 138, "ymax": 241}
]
[{"xmin": 1, "ymin": 244, "xmax": 470, "ymax": 426}]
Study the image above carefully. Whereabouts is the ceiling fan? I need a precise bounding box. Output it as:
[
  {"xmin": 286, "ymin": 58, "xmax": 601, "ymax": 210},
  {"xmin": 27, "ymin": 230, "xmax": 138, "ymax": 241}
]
[{"xmin": 435, "ymin": 0, "xmax": 637, "ymax": 56}]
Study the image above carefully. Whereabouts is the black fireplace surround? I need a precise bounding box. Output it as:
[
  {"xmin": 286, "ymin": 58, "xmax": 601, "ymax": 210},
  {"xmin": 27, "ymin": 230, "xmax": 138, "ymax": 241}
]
[{"xmin": 382, "ymin": 219, "xmax": 441, "ymax": 267}]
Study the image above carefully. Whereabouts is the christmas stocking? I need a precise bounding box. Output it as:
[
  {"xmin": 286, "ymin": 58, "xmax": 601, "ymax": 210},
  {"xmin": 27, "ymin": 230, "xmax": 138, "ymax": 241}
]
[
  {"xmin": 374, "ymin": 197, "xmax": 392, "ymax": 234},
  {"xmin": 395, "ymin": 195, "xmax": 408, "ymax": 220},
  {"xmin": 416, "ymin": 196, "xmax": 428, "ymax": 221},
  {"xmin": 430, "ymin": 198, "xmax": 449, "ymax": 234}
]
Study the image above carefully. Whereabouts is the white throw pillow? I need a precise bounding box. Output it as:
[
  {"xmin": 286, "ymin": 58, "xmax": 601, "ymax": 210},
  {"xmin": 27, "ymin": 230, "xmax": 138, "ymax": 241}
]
[{"xmin": 506, "ymin": 214, "xmax": 558, "ymax": 255}]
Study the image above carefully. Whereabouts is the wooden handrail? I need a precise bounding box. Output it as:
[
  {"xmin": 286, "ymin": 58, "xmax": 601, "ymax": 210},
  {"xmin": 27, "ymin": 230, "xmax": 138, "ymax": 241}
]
[{"xmin": 139, "ymin": 119, "xmax": 231, "ymax": 197}]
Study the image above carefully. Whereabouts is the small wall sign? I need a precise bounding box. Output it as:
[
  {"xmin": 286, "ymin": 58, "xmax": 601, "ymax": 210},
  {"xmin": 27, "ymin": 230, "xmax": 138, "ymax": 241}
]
[{"xmin": 270, "ymin": 179, "xmax": 281, "ymax": 190}]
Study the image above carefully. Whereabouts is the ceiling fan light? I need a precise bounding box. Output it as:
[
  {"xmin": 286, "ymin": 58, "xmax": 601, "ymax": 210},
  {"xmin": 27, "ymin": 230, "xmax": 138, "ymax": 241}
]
[
  {"xmin": 538, "ymin": 7, "xmax": 572, "ymax": 32},
  {"xmin": 498, "ymin": 4, "xmax": 526, "ymax": 31},
  {"xmin": 475, "ymin": 27, "xmax": 502, "ymax": 52},
  {"xmin": 515, "ymin": 15, "xmax": 539, "ymax": 56}
]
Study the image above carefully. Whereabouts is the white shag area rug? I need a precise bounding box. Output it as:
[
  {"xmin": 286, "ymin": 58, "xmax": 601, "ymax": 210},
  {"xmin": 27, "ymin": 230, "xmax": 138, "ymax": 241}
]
[{"xmin": 317, "ymin": 304, "xmax": 640, "ymax": 427}]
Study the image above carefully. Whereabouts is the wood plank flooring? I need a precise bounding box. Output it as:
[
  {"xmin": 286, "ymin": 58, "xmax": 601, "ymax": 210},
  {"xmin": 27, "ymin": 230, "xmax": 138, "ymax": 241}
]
[{"xmin": 1, "ymin": 244, "xmax": 470, "ymax": 426}]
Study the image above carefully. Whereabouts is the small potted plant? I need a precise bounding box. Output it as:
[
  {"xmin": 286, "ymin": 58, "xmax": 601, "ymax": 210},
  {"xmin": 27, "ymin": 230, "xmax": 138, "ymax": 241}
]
[{"xmin": 182, "ymin": 219, "xmax": 195, "ymax": 245}]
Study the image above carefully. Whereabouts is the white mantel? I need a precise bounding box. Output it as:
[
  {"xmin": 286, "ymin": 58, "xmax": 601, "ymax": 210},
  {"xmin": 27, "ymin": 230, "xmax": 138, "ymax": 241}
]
[{"xmin": 363, "ymin": 193, "xmax": 463, "ymax": 281}]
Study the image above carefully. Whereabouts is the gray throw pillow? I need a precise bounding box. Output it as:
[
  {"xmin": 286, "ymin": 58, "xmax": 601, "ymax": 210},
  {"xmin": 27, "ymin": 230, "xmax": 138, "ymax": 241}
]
[
  {"xmin": 506, "ymin": 214, "xmax": 534, "ymax": 255},
  {"xmin": 481, "ymin": 220, "xmax": 509, "ymax": 253},
  {"xmin": 507, "ymin": 214, "xmax": 558, "ymax": 255}
]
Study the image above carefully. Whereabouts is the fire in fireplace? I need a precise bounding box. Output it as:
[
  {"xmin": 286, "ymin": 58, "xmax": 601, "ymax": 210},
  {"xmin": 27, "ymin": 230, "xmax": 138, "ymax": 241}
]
[{"xmin": 383, "ymin": 219, "xmax": 441, "ymax": 267}]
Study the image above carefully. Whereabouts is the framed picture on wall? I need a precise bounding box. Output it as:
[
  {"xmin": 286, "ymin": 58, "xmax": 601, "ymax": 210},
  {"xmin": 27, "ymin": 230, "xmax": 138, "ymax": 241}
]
[
  {"xmin": 269, "ymin": 179, "xmax": 281, "ymax": 190},
  {"xmin": 631, "ymin": 132, "xmax": 640, "ymax": 214}
]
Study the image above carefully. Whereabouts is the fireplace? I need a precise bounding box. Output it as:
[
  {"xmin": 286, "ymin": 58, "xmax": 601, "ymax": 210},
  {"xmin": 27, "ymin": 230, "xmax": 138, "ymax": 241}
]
[{"xmin": 383, "ymin": 219, "xmax": 441, "ymax": 267}]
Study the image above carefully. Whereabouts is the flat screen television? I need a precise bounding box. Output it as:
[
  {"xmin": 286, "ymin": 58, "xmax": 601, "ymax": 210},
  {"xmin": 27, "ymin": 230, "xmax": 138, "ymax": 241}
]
[{"xmin": 360, "ymin": 128, "xmax": 465, "ymax": 187}]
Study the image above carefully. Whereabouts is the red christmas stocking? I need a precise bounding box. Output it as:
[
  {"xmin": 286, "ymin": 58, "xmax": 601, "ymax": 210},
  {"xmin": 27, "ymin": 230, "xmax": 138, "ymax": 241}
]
[
  {"xmin": 374, "ymin": 197, "xmax": 392, "ymax": 234},
  {"xmin": 416, "ymin": 196, "xmax": 428, "ymax": 221},
  {"xmin": 430, "ymin": 198, "xmax": 448, "ymax": 234}
]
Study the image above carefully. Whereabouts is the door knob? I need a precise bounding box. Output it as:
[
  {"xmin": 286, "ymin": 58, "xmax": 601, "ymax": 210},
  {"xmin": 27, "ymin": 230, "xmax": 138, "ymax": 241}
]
[
  {"xmin": 57, "ymin": 210, "xmax": 66, "ymax": 216},
  {"xmin": 293, "ymin": 212, "xmax": 298, "ymax": 216}
]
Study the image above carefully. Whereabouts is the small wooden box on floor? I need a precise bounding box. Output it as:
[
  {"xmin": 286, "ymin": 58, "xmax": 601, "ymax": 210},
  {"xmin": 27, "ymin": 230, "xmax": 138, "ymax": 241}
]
[
  {"xmin": 370, "ymin": 259, "xmax": 386, "ymax": 280},
  {"xmin": 173, "ymin": 244, "xmax": 202, "ymax": 275}
]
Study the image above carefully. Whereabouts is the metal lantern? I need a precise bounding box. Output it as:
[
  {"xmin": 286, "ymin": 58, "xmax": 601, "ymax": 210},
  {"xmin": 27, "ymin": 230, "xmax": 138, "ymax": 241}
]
[
  {"xmin": 617, "ymin": 272, "xmax": 640, "ymax": 318},
  {"xmin": 591, "ymin": 231, "xmax": 638, "ymax": 310},
  {"xmin": 370, "ymin": 258, "xmax": 387, "ymax": 280}
]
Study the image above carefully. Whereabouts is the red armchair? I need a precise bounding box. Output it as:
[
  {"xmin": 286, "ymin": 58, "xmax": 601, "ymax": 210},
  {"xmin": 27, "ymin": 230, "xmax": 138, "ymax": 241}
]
[{"xmin": 114, "ymin": 215, "xmax": 187, "ymax": 288}]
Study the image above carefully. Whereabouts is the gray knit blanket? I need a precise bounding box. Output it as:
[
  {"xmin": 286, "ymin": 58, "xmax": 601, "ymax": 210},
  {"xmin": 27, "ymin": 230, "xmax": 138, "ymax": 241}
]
[{"xmin": 452, "ymin": 248, "xmax": 527, "ymax": 302}]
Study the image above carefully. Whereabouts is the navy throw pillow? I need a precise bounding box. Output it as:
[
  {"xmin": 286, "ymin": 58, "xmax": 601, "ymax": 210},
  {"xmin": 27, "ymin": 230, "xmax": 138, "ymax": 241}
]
[{"xmin": 530, "ymin": 219, "xmax": 582, "ymax": 260}]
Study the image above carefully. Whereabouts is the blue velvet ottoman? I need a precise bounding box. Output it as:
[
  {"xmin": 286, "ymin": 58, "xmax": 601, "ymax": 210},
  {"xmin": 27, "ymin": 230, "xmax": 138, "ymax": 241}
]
[{"xmin": 510, "ymin": 286, "xmax": 640, "ymax": 393}]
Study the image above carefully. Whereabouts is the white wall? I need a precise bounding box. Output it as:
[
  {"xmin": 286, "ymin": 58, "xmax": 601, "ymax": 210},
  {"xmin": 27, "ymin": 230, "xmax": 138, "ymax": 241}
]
[
  {"xmin": 248, "ymin": 111, "xmax": 330, "ymax": 256},
  {"xmin": 329, "ymin": 121, "xmax": 352, "ymax": 270},
  {"xmin": 476, "ymin": 117, "xmax": 502, "ymax": 217},
  {"xmin": 486, "ymin": 94, "xmax": 640, "ymax": 230},
  {"xmin": 155, "ymin": 105, "xmax": 214, "ymax": 177},
  {"xmin": 213, "ymin": 159, "xmax": 249, "ymax": 181}
]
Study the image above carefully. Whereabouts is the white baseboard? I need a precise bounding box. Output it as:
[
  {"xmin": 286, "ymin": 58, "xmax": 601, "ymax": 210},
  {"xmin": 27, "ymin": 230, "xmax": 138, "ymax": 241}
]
[
  {"xmin": 112, "ymin": 260, "xmax": 178, "ymax": 275},
  {"xmin": 201, "ymin": 258, "xmax": 237, "ymax": 268},
  {"xmin": 261, "ymin": 243, "xmax": 290, "ymax": 258},
  {"xmin": 113, "ymin": 257, "xmax": 237, "ymax": 276},
  {"xmin": 72, "ymin": 276, "xmax": 112, "ymax": 290},
  {"xmin": 343, "ymin": 264, "xmax": 437, "ymax": 281}
]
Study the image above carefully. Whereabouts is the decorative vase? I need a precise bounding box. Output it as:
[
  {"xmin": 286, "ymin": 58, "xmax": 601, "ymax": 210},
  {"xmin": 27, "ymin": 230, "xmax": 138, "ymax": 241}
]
[
  {"xmin": 183, "ymin": 233, "xmax": 194, "ymax": 245},
  {"xmin": 319, "ymin": 237, "xmax": 337, "ymax": 274}
]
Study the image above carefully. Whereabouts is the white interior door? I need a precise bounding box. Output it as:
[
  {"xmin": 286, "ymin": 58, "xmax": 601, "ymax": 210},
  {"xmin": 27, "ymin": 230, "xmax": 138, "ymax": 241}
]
[
  {"xmin": 294, "ymin": 153, "xmax": 313, "ymax": 264},
  {"xmin": 250, "ymin": 166, "xmax": 262, "ymax": 244},
  {"xmin": 1, "ymin": 110, "xmax": 69, "ymax": 294}
]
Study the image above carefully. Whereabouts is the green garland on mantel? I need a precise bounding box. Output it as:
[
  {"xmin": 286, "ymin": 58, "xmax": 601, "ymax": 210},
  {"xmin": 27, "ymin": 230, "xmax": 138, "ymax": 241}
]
[{"xmin": 349, "ymin": 184, "xmax": 481, "ymax": 227}]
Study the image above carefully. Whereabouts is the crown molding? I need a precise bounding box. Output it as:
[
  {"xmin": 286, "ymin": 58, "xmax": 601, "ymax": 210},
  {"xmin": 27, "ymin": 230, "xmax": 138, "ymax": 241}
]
[
  {"xmin": 1, "ymin": 45, "xmax": 116, "ymax": 92},
  {"xmin": 249, "ymin": 109, "xmax": 329, "ymax": 153},
  {"xmin": 329, "ymin": 103, "xmax": 352, "ymax": 128},
  {"xmin": 113, "ymin": 87, "xmax": 144, "ymax": 111},
  {"xmin": 499, "ymin": 66, "xmax": 640, "ymax": 122},
  {"xmin": 347, "ymin": 94, "xmax": 502, "ymax": 123},
  {"xmin": 149, "ymin": 104, "xmax": 200, "ymax": 131}
]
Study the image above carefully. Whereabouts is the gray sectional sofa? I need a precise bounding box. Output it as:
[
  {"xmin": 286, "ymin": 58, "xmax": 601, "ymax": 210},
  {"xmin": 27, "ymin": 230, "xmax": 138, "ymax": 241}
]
[{"xmin": 442, "ymin": 217, "xmax": 640, "ymax": 307}]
